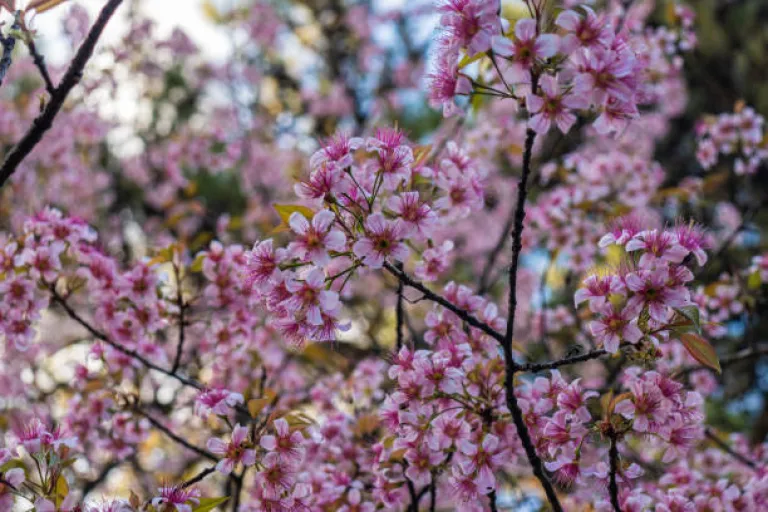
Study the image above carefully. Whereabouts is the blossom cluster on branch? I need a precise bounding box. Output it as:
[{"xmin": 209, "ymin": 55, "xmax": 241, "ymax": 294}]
[{"xmin": 0, "ymin": 0, "xmax": 767, "ymax": 511}]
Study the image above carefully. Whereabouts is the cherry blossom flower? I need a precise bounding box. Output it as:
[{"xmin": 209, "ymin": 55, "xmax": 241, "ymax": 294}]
[
  {"xmin": 260, "ymin": 418, "xmax": 305, "ymax": 463},
  {"xmin": 352, "ymin": 213, "xmax": 409, "ymax": 269},
  {"xmin": 151, "ymin": 486, "xmax": 202, "ymax": 512},
  {"xmin": 287, "ymin": 210, "xmax": 346, "ymax": 266},
  {"xmin": 491, "ymin": 18, "xmax": 559, "ymax": 69},
  {"xmin": 527, "ymin": 75, "xmax": 588, "ymax": 134},
  {"xmin": 194, "ymin": 388, "xmax": 244, "ymax": 417},
  {"xmin": 207, "ymin": 424, "xmax": 256, "ymax": 475}
]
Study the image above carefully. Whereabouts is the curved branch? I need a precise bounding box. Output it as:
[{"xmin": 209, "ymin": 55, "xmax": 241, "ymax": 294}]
[
  {"xmin": 383, "ymin": 262, "xmax": 505, "ymax": 343},
  {"xmin": 704, "ymin": 428, "xmax": 759, "ymax": 471},
  {"xmin": 50, "ymin": 287, "xmax": 203, "ymax": 390},
  {"xmin": 519, "ymin": 348, "xmax": 609, "ymax": 372},
  {"xmin": 0, "ymin": 0, "xmax": 124, "ymax": 189}
]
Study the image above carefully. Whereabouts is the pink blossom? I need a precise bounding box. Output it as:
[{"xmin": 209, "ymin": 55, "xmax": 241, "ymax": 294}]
[
  {"xmin": 287, "ymin": 210, "xmax": 346, "ymax": 266},
  {"xmin": 194, "ymin": 388, "xmax": 244, "ymax": 417},
  {"xmin": 151, "ymin": 485, "xmax": 201, "ymax": 512},
  {"xmin": 590, "ymin": 305, "xmax": 643, "ymax": 353},
  {"xmin": 282, "ymin": 268, "xmax": 340, "ymax": 326},
  {"xmin": 556, "ymin": 6, "xmax": 614, "ymax": 53},
  {"xmin": 206, "ymin": 424, "xmax": 257, "ymax": 474},
  {"xmin": 527, "ymin": 75, "xmax": 588, "ymax": 134},
  {"xmin": 352, "ymin": 213, "xmax": 409, "ymax": 269},
  {"xmin": 491, "ymin": 18, "xmax": 558, "ymax": 69},
  {"xmin": 260, "ymin": 418, "xmax": 305, "ymax": 463}
]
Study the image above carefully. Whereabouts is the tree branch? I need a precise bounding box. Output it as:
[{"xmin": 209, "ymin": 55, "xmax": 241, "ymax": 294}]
[
  {"xmin": 519, "ymin": 348, "xmax": 609, "ymax": 372},
  {"xmin": 501, "ymin": 123, "xmax": 563, "ymax": 511},
  {"xmin": 181, "ymin": 466, "xmax": 217, "ymax": 489},
  {"xmin": 24, "ymin": 37, "xmax": 55, "ymax": 95},
  {"xmin": 135, "ymin": 409, "xmax": 217, "ymax": 462},
  {"xmin": 429, "ymin": 476, "xmax": 436, "ymax": 512},
  {"xmin": 383, "ymin": 262, "xmax": 505, "ymax": 343},
  {"xmin": 704, "ymin": 428, "xmax": 759, "ymax": 471},
  {"xmin": 49, "ymin": 286, "xmax": 202, "ymax": 390},
  {"xmin": 395, "ymin": 262, "xmax": 405, "ymax": 351},
  {"xmin": 488, "ymin": 489, "xmax": 499, "ymax": 512},
  {"xmin": 0, "ymin": 0, "xmax": 124, "ymax": 189},
  {"xmin": 609, "ymin": 435, "xmax": 622, "ymax": 512},
  {"xmin": 171, "ymin": 264, "xmax": 187, "ymax": 373}
]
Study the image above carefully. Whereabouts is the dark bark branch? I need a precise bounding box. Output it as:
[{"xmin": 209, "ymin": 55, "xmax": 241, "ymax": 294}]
[
  {"xmin": 395, "ymin": 262, "xmax": 405, "ymax": 351},
  {"xmin": 429, "ymin": 476, "xmax": 436, "ymax": 512},
  {"xmin": 50, "ymin": 286, "xmax": 203, "ymax": 390},
  {"xmin": 171, "ymin": 264, "xmax": 187, "ymax": 373},
  {"xmin": 25, "ymin": 37, "xmax": 55, "ymax": 95},
  {"xmin": 501, "ymin": 123, "xmax": 563, "ymax": 511},
  {"xmin": 181, "ymin": 466, "xmax": 216, "ymax": 489},
  {"xmin": 135, "ymin": 409, "xmax": 217, "ymax": 462},
  {"xmin": 488, "ymin": 489, "xmax": 498, "ymax": 512},
  {"xmin": 406, "ymin": 477, "xmax": 419, "ymax": 512},
  {"xmin": 0, "ymin": 0, "xmax": 124, "ymax": 189},
  {"xmin": 704, "ymin": 428, "xmax": 759, "ymax": 471},
  {"xmin": 520, "ymin": 348, "xmax": 609, "ymax": 373},
  {"xmin": 383, "ymin": 262, "xmax": 505, "ymax": 343},
  {"xmin": 609, "ymin": 435, "xmax": 622, "ymax": 512},
  {"xmin": 230, "ymin": 469, "xmax": 244, "ymax": 511}
]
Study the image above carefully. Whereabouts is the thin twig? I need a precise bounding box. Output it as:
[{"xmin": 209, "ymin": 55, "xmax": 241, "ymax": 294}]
[
  {"xmin": 429, "ymin": 476, "xmax": 436, "ymax": 512},
  {"xmin": 395, "ymin": 261, "xmax": 405, "ymax": 351},
  {"xmin": 0, "ymin": 0, "xmax": 124, "ymax": 189},
  {"xmin": 488, "ymin": 490, "xmax": 499, "ymax": 512},
  {"xmin": 477, "ymin": 203, "xmax": 516, "ymax": 295},
  {"xmin": 675, "ymin": 345, "xmax": 768, "ymax": 378},
  {"xmin": 711, "ymin": 202, "xmax": 763, "ymax": 261},
  {"xmin": 519, "ymin": 348, "xmax": 609, "ymax": 372},
  {"xmin": 406, "ymin": 477, "xmax": 419, "ymax": 512},
  {"xmin": 82, "ymin": 459, "xmax": 123, "ymax": 497},
  {"xmin": 50, "ymin": 287, "xmax": 202, "ymax": 390},
  {"xmin": 171, "ymin": 263, "xmax": 187, "ymax": 373},
  {"xmin": 383, "ymin": 262, "xmax": 505, "ymax": 343},
  {"xmin": 230, "ymin": 468, "xmax": 244, "ymax": 511},
  {"xmin": 181, "ymin": 466, "xmax": 217, "ymax": 489},
  {"xmin": 24, "ymin": 37, "xmax": 55, "ymax": 95},
  {"xmin": 704, "ymin": 428, "xmax": 759, "ymax": 471},
  {"xmin": 135, "ymin": 409, "xmax": 217, "ymax": 462}
]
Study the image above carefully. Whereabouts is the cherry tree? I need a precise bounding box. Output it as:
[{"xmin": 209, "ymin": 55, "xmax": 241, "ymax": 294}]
[{"xmin": 0, "ymin": 0, "xmax": 767, "ymax": 511}]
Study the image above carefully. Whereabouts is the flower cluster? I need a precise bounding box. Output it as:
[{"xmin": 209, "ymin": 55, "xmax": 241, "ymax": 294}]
[
  {"xmin": 576, "ymin": 225, "xmax": 707, "ymax": 354},
  {"xmin": 246, "ymin": 130, "xmax": 485, "ymax": 346},
  {"xmin": 427, "ymin": 3, "xmax": 653, "ymax": 135},
  {"xmin": 696, "ymin": 105, "xmax": 768, "ymax": 175}
]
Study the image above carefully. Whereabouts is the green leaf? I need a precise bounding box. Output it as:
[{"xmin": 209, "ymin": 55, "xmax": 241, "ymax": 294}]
[
  {"xmin": 272, "ymin": 204, "xmax": 316, "ymax": 234},
  {"xmin": 54, "ymin": 475, "xmax": 69, "ymax": 508},
  {"xmin": 247, "ymin": 398, "xmax": 270, "ymax": 418},
  {"xmin": 0, "ymin": 459, "xmax": 25, "ymax": 473},
  {"xmin": 190, "ymin": 253, "xmax": 206, "ymax": 273},
  {"xmin": 675, "ymin": 306, "xmax": 702, "ymax": 334},
  {"xmin": 274, "ymin": 204, "xmax": 315, "ymax": 224},
  {"xmin": 747, "ymin": 270, "xmax": 762, "ymax": 290},
  {"xmin": 192, "ymin": 497, "xmax": 230, "ymax": 512},
  {"xmin": 680, "ymin": 333, "xmax": 721, "ymax": 374},
  {"xmin": 458, "ymin": 51, "xmax": 485, "ymax": 69}
]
